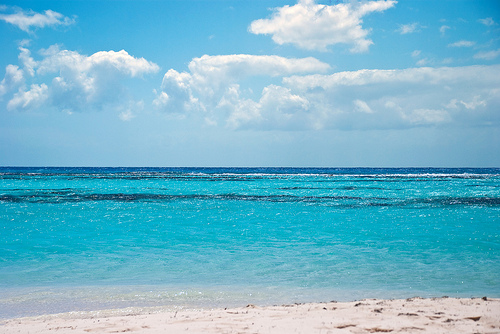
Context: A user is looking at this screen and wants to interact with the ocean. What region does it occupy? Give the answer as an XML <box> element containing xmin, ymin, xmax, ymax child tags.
<box><xmin>1</xmin><ymin>167</ymin><xmax>499</xmax><ymax>319</ymax></box>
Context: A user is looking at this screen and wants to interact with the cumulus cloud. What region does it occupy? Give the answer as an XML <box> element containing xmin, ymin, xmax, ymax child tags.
<box><xmin>1</xmin><ymin>45</ymin><xmax>159</xmax><ymax>112</ymax></box>
<box><xmin>7</xmin><ymin>83</ymin><xmax>48</xmax><ymax>111</ymax></box>
<box><xmin>18</xmin><ymin>46</ymin><xmax>37</xmax><ymax>76</ymax></box>
<box><xmin>224</xmin><ymin>84</ymin><xmax>311</xmax><ymax>130</ymax></box>
<box><xmin>0</xmin><ymin>64</ymin><xmax>24</xmax><ymax>97</ymax></box>
<box><xmin>37</xmin><ymin>46</ymin><xmax>159</xmax><ymax>78</ymax></box>
<box><xmin>154</xmin><ymin>54</ymin><xmax>329</xmax><ymax>116</ymax></box>
<box><xmin>0</xmin><ymin>7</ymin><xmax>75</xmax><ymax>32</ymax></box>
<box><xmin>155</xmin><ymin>52</ymin><xmax>500</xmax><ymax>131</ymax></box>
<box><xmin>249</xmin><ymin>0</ymin><xmax>396</xmax><ymax>52</ymax></box>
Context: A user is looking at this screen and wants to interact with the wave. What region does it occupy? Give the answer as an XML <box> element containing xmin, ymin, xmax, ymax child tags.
<box><xmin>1</xmin><ymin>167</ymin><xmax>499</xmax><ymax>178</ymax></box>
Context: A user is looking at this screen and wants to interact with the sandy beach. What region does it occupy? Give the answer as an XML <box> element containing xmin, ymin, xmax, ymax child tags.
<box><xmin>1</xmin><ymin>297</ymin><xmax>499</xmax><ymax>333</ymax></box>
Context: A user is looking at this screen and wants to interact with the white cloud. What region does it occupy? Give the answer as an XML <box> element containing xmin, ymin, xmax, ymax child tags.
<box><xmin>183</xmin><ymin>54</ymin><xmax>329</xmax><ymax>99</ymax></box>
<box><xmin>249</xmin><ymin>0</ymin><xmax>396</xmax><ymax>52</ymax></box>
<box><xmin>18</xmin><ymin>46</ymin><xmax>37</xmax><ymax>76</ymax></box>
<box><xmin>188</xmin><ymin>54</ymin><xmax>329</xmax><ymax>79</ymax></box>
<box><xmin>7</xmin><ymin>84</ymin><xmax>48</xmax><ymax>111</ymax></box>
<box><xmin>0</xmin><ymin>8</ymin><xmax>75</xmax><ymax>32</ymax></box>
<box><xmin>279</xmin><ymin>64</ymin><xmax>500</xmax><ymax>129</ymax></box>
<box><xmin>156</xmin><ymin>54</ymin><xmax>500</xmax><ymax>131</ymax></box>
<box><xmin>87</xmin><ymin>50</ymin><xmax>160</xmax><ymax>78</ymax></box>
<box><xmin>0</xmin><ymin>65</ymin><xmax>24</xmax><ymax>97</ymax></box>
<box><xmin>220</xmin><ymin>86</ymin><xmax>261</xmax><ymax>129</ymax></box>
<box><xmin>478</xmin><ymin>17</ymin><xmax>495</xmax><ymax>26</ymax></box>
<box><xmin>119</xmin><ymin>110</ymin><xmax>135</xmax><ymax>121</ymax></box>
<box><xmin>448</xmin><ymin>40</ymin><xmax>475</xmax><ymax>47</ymax></box>
<box><xmin>460</xmin><ymin>96</ymin><xmax>487</xmax><ymax>110</ymax></box>
<box><xmin>284</xmin><ymin>65</ymin><xmax>500</xmax><ymax>92</ymax></box>
<box><xmin>154</xmin><ymin>54</ymin><xmax>329</xmax><ymax>114</ymax></box>
<box><xmin>225</xmin><ymin>84</ymin><xmax>311</xmax><ymax>130</ymax></box>
<box><xmin>156</xmin><ymin>69</ymin><xmax>202</xmax><ymax>113</ymax></box>
<box><xmin>37</xmin><ymin>46</ymin><xmax>159</xmax><ymax>78</ymax></box>
<box><xmin>152</xmin><ymin>91</ymin><xmax>169</xmax><ymax>108</ymax></box>
<box><xmin>118</xmin><ymin>101</ymin><xmax>143</xmax><ymax>121</ymax></box>
<box><xmin>416</xmin><ymin>58</ymin><xmax>430</xmax><ymax>66</ymax></box>
<box><xmin>411</xmin><ymin>50</ymin><xmax>421</xmax><ymax>57</ymax></box>
<box><xmin>353</xmin><ymin>99</ymin><xmax>373</xmax><ymax>113</ymax></box>
<box><xmin>2</xmin><ymin>45</ymin><xmax>159</xmax><ymax>112</ymax></box>
<box><xmin>439</xmin><ymin>25</ymin><xmax>450</xmax><ymax>36</ymax></box>
<box><xmin>474</xmin><ymin>48</ymin><xmax>500</xmax><ymax>60</ymax></box>
<box><xmin>398</xmin><ymin>23</ymin><xmax>420</xmax><ymax>34</ymax></box>
<box><xmin>447</xmin><ymin>96</ymin><xmax>487</xmax><ymax>110</ymax></box>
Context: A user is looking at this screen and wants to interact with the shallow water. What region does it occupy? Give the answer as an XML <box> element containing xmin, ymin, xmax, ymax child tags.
<box><xmin>1</xmin><ymin>167</ymin><xmax>499</xmax><ymax>318</ymax></box>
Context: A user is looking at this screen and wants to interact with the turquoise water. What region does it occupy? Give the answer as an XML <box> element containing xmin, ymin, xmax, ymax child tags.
<box><xmin>1</xmin><ymin>167</ymin><xmax>499</xmax><ymax>318</ymax></box>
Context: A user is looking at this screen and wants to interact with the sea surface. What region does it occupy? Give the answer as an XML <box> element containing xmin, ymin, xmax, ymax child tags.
<box><xmin>1</xmin><ymin>167</ymin><xmax>499</xmax><ymax>319</ymax></box>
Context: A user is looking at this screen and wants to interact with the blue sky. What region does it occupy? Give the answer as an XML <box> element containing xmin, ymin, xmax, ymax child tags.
<box><xmin>0</xmin><ymin>0</ymin><xmax>499</xmax><ymax>167</ymax></box>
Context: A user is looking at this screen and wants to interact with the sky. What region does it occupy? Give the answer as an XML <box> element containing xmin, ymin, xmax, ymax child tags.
<box><xmin>0</xmin><ymin>0</ymin><xmax>499</xmax><ymax>167</ymax></box>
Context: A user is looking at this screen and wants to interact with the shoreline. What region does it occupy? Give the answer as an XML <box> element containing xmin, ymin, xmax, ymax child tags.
<box><xmin>1</xmin><ymin>297</ymin><xmax>499</xmax><ymax>333</ymax></box>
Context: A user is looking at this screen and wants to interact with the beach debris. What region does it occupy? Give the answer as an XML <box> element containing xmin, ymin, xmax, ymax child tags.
<box><xmin>398</xmin><ymin>313</ymin><xmax>419</xmax><ymax>316</ymax></box>
<box><xmin>366</xmin><ymin>327</ymin><xmax>393</xmax><ymax>332</ymax></box>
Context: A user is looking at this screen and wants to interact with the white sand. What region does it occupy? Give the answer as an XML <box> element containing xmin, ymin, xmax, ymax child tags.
<box><xmin>1</xmin><ymin>297</ymin><xmax>499</xmax><ymax>333</ymax></box>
